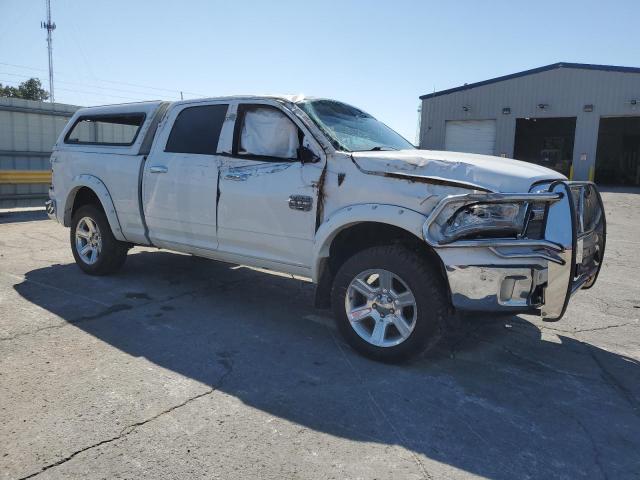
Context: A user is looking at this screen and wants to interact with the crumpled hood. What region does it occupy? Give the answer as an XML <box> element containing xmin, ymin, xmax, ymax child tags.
<box><xmin>351</xmin><ymin>149</ymin><xmax>565</xmax><ymax>192</ymax></box>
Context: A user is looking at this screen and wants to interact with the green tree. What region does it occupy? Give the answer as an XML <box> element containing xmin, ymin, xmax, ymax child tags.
<box><xmin>0</xmin><ymin>78</ymin><xmax>50</xmax><ymax>101</ymax></box>
<box><xmin>0</xmin><ymin>84</ymin><xmax>19</xmax><ymax>97</ymax></box>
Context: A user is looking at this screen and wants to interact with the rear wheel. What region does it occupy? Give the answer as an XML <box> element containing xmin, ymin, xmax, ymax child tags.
<box><xmin>331</xmin><ymin>245</ymin><xmax>448</xmax><ymax>362</ymax></box>
<box><xmin>70</xmin><ymin>204</ymin><xmax>128</xmax><ymax>275</ymax></box>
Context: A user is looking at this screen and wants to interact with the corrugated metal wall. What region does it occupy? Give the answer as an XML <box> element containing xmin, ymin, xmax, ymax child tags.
<box><xmin>0</xmin><ymin>97</ymin><xmax>79</xmax><ymax>208</ymax></box>
<box><xmin>419</xmin><ymin>67</ymin><xmax>640</xmax><ymax>181</ymax></box>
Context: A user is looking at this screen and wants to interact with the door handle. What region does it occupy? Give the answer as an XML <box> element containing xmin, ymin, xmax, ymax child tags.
<box><xmin>150</xmin><ymin>165</ymin><xmax>168</xmax><ymax>174</ymax></box>
<box><xmin>224</xmin><ymin>173</ymin><xmax>248</xmax><ymax>181</ymax></box>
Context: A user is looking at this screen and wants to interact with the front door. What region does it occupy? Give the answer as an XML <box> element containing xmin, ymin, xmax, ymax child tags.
<box><xmin>143</xmin><ymin>103</ymin><xmax>229</xmax><ymax>250</ymax></box>
<box><xmin>217</xmin><ymin>103</ymin><xmax>324</xmax><ymax>269</ymax></box>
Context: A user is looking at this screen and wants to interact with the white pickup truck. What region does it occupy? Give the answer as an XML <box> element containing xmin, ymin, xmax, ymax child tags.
<box><xmin>46</xmin><ymin>95</ymin><xmax>606</xmax><ymax>361</ymax></box>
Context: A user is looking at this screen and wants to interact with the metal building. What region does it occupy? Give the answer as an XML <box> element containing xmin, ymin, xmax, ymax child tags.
<box><xmin>0</xmin><ymin>97</ymin><xmax>79</xmax><ymax>208</ymax></box>
<box><xmin>419</xmin><ymin>62</ymin><xmax>640</xmax><ymax>184</ymax></box>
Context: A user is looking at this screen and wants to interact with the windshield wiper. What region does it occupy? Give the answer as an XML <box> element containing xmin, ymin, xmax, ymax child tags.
<box><xmin>368</xmin><ymin>146</ymin><xmax>397</xmax><ymax>151</ymax></box>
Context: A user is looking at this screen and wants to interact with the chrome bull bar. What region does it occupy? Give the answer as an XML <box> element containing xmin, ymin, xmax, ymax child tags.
<box><xmin>541</xmin><ymin>181</ymin><xmax>606</xmax><ymax>319</ymax></box>
<box><xmin>423</xmin><ymin>181</ymin><xmax>606</xmax><ymax>321</ymax></box>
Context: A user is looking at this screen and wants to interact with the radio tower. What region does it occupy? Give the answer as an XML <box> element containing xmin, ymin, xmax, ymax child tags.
<box><xmin>41</xmin><ymin>0</ymin><xmax>56</xmax><ymax>103</ymax></box>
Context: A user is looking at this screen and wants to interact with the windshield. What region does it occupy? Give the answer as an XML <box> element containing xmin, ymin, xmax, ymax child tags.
<box><xmin>298</xmin><ymin>99</ymin><xmax>415</xmax><ymax>152</ymax></box>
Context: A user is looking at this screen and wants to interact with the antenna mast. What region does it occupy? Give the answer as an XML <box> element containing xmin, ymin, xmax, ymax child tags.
<box><xmin>41</xmin><ymin>0</ymin><xmax>56</xmax><ymax>103</ymax></box>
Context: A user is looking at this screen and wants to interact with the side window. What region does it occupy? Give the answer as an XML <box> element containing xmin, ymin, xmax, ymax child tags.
<box><xmin>65</xmin><ymin>114</ymin><xmax>145</xmax><ymax>146</ymax></box>
<box><xmin>165</xmin><ymin>104</ymin><xmax>228</xmax><ymax>155</ymax></box>
<box><xmin>236</xmin><ymin>106</ymin><xmax>301</xmax><ymax>160</ymax></box>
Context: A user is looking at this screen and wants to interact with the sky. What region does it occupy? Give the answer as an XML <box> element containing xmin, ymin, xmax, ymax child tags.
<box><xmin>1</xmin><ymin>0</ymin><xmax>639</xmax><ymax>141</ymax></box>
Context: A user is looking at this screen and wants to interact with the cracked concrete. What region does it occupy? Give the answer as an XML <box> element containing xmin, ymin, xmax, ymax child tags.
<box><xmin>1</xmin><ymin>188</ymin><xmax>639</xmax><ymax>479</ymax></box>
<box><xmin>17</xmin><ymin>362</ymin><xmax>234</xmax><ymax>480</ymax></box>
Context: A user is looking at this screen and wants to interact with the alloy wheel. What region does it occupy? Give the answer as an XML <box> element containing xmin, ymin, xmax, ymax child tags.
<box><xmin>344</xmin><ymin>269</ymin><xmax>418</xmax><ymax>347</ymax></box>
<box><xmin>75</xmin><ymin>216</ymin><xmax>102</xmax><ymax>265</ymax></box>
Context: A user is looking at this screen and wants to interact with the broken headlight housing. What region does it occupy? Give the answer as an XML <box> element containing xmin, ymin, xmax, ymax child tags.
<box><xmin>441</xmin><ymin>202</ymin><xmax>529</xmax><ymax>243</ymax></box>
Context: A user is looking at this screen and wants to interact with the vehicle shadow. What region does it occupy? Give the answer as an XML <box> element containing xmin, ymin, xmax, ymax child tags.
<box><xmin>0</xmin><ymin>209</ymin><xmax>47</xmax><ymax>224</ymax></box>
<box><xmin>597</xmin><ymin>185</ymin><xmax>640</xmax><ymax>194</ymax></box>
<box><xmin>13</xmin><ymin>251</ymin><xmax>640</xmax><ymax>479</ymax></box>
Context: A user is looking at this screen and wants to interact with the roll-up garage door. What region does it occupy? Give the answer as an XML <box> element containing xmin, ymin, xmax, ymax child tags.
<box><xmin>444</xmin><ymin>120</ymin><xmax>497</xmax><ymax>155</ymax></box>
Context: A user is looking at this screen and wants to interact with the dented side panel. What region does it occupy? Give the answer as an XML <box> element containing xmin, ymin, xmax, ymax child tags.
<box><xmin>217</xmin><ymin>158</ymin><xmax>324</xmax><ymax>269</ymax></box>
<box><xmin>141</xmin><ymin>100</ymin><xmax>229</xmax><ymax>250</ymax></box>
<box><xmin>309</xmin><ymin>152</ymin><xmax>486</xmax><ymax>282</ymax></box>
<box><xmin>316</xmin><ymin>152</ymin><xmax>477</xmax><ymax>228</ymax></box>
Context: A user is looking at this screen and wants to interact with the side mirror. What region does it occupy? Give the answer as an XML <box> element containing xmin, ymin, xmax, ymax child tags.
<box><xmin>297</xmin><ymin>145</ymin><xmax>320</xmax><ymax>164</ymax></box>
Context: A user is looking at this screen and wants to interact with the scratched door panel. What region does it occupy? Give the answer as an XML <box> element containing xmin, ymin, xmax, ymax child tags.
<box><xmin>143</xmin><ymin>152</ymin><xmax>220</xmax><ymax>250</ymax></box>
<box><xmin>217</xmin><ymin>158</ymin><xmax>323</xmax><ymax>268</ymax></box>
<box><xmin>142</xmin><ymin>103</ymin><xmax>228</xmax><ymax>251</ymax></box>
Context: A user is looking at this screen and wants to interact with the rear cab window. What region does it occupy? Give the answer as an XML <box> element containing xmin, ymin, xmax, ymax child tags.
<box><xmin>64</xmin><ymin>114</ymin><xmax>145</xmax><ymax>146</ymax></box>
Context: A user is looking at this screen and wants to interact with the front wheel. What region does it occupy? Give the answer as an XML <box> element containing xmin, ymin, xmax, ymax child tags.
<box><xmin>70</xmin><ymin>204</ymin><xmax>128</xmax><ymax>275</ymax></box>
<box><xmin>331</xmin><ymin>245</ymin><xmax>448</xmax><ymax>362</ymax></box>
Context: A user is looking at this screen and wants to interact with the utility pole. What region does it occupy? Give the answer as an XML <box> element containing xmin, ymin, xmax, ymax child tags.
<box><xmin>41</xmin><ymin>0</ymin><xmax>56</xmax><ymax>103</ymax></box>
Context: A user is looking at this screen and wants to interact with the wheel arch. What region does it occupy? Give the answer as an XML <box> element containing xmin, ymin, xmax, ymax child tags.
<box><xmin>63</xmin><ymin>175</ymin><xmax>126</xmax><ymax>242</ymax></box>
<box><xmin>312</xmin><ymin>204</ymin><xmax>449</xmax><ymax>309</ymax></box>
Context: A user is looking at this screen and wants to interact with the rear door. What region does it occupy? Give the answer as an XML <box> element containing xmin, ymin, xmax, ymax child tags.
<box><xmin>143</xmin><ymin>102</ymin><xmax>229</xmax><ymax>250</ymax></box>
<box><xmin>216</xmin><ymin>102</ymin><xmax>325</xmax><ymax>270</ymax></box>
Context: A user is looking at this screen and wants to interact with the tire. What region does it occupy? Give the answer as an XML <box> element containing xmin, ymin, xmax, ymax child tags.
<box><xmin>331</xmin><ymin>244</ymin><xmax>448</xmax><ymax>363</ymax></box>
<box><xmin>70</xmin><ymin>204</ymin><xmax>128</xmax><ymax>275</ymax></box>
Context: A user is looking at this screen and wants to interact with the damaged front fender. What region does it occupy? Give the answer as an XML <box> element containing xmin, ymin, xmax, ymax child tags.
<box><xmin>312</xmin><ymin>203</ymin><xmax>427</xmax><ymax>281</ymax></box>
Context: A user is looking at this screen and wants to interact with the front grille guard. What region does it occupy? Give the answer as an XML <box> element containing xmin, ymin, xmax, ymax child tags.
<box><xmin>566</xmin><ymin>181</ymin><xmax>607</xmax><ymax>292</ymax></box>
<box><xmin>422</xmin><ymin>181</ymin><xmax>606</xmax><ymax>320</ymax></box>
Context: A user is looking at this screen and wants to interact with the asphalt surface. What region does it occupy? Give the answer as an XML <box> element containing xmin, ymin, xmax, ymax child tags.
<box><xmin>1</xmin><ymin>188</ymin><xmax>639</xmax><ymax>480</ymax></box>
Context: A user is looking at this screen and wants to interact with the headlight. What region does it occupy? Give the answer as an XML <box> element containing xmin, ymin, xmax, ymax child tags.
<box><xmin>441</xmin><ymin>202</ymin><xmax>529</xmax><ymax>243</ymax></box>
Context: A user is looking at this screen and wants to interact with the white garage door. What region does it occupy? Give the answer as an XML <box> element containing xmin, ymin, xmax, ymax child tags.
<box><xmin>445</xmin><ymin>120</ymin><xmax>496</xmax><ymax>155</ymax></box>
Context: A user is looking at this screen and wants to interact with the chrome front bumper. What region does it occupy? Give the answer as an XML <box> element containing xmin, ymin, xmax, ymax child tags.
<box><xmin>425</xmin><ymin>181</ymin><xmax>606</xmax><ymax>320</ymax></box>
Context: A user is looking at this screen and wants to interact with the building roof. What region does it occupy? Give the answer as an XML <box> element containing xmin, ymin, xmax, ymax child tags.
<box><xmin>419</xmin><ymin>62</ymin><xmax>640</xmax><ymax>100</ymax></box>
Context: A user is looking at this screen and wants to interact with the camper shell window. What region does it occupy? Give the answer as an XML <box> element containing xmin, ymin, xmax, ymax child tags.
<box><xmin>64</xmin><ymin>113</ymin><xmax>146</xmax><ymax>146</ymax></box>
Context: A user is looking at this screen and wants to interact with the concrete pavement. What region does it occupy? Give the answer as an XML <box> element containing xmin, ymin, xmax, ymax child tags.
<box><xmin>1</xmin><ymin>189</ymin><xmax>639</xmax><ymax>479</ymax></box>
